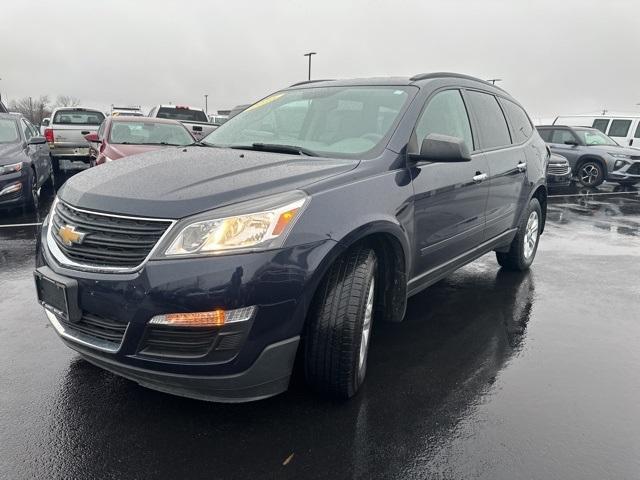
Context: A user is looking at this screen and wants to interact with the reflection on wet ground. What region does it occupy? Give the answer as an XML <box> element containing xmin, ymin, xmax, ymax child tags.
<box><xmin>1</xmin><ymin>177</ymin><xmax>639</xmax><ymax>479</ymax></box>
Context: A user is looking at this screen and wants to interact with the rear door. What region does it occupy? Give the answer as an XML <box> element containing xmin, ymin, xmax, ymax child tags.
<box><xmin>464</xmin><ymin>90</ymin><xmax>528</xmax><ymax>240</ymax></box>
<box><xmin>409</xmin><ymin>89</ymin><xmax>490</xmax><ymax>278</ymax></box>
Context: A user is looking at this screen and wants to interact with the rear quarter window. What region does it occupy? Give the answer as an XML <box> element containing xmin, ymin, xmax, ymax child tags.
<box><xmin>608</xmin><ymin>119</ymin><xmax>632</xmax><ymax>137</ymax></box>
<box><xmin>537</xmin><ymin>128</ymin><xmax>552</xmax><ymax>142</ymax></box>
<box><xmin>592</xmin><ymin>119</ymin><xmax>609</xmax><ymax>133</ymax></box>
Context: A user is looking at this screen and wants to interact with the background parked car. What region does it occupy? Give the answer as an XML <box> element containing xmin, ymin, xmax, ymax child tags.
<box><xmin>546</xmin><ymin>153</ymin><xmax>572</xmax><ymax>187</ymax></box>
<box><xmin>537</xmin><ymin>125</ymin><xmax>640</xmax><ymax>187</ymax></box>
<box><xmin>0</xmin><ymin>113</ymin><xmax>53</xmax><ymax>209</ymax></box>
<box><xmin>39</xmin><ymin>117</ymin><xmax>50</xmax><ymax>135</ymax></box>
<box><xmin>45</xmin><ymin>107</ymin><xmax>105</xmax><ymax>171</ymax></box>
<box><xmin>553</xmin><ymin>113</ymin><xmax>640</xmax><ymax>148</ymax></box>
<box><xmin>110</xmin><ymin>106</ymin><xmax>143</xmax><ymax>117</ymax></box>
<box><xmin>85</xmin><ymin>116</ymin><xmax>194</xmax><ymax>166</ymax></box>
<box><xmin>147</xmin><ymin>105</ymin><xmax>216</xmax><ymax>141</ymax></box>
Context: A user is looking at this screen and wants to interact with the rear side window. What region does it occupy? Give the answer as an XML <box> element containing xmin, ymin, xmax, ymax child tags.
<box><xmin>592</xmin><ymin>119</ymin><xmax>609</xmax><ymax>133</ymax></box>
<box><xmin>415</xmin><ymin>89</ymin><xmax>473</xmax><ymax>151</ymax></box>
<box><xmin>465</xmin><ymin>91</ymin><xmax>511</xmax><ymax>149</ymax></box>
<box><xmin>500</xmin><ymin>98</ymin><xmax>533</xmax><ymax>143</ymax></box>
<box><xmin>53</xmin><ymin>110</ymin><xmax>105</xmax><ymax>125</ymax></box>
<box><xmin>635</xmin><ymin>122</ymin><xmax>640</xmax><ymax>139</ymax></box>
<box><xmin>157</xmin><ymin>107</ymin><xmax>208</xmax><ymax>123</ymax></box>
<box><xmin>550</xmin><ymin>129</ymin><xmax>576</xmax><ymax>144</ymax></box>
<box><xmin>537</xmin><ymin>128</ymin><xmax>552</xmax><ymax>142</ymax></box>
<box><xmin>608</xmin><ymin>119</ymin><xmax>632</xmax><ymax>137</ymax></box>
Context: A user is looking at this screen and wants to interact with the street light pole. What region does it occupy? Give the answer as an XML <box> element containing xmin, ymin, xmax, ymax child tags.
<box><xmin>204</xmin><ymin>94</ymin><xmax>208</xmax><ymax>115</ymax></box>
<box><xmin>303</xmin><ymin>52</ymin><xmax>317</xmax><ymax>81</ymax></box>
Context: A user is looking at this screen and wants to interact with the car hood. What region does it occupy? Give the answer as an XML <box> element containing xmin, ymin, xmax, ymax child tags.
<box><xmin>0</xmin><ymin>142</ymin><xmax>25</xmax><ymax>165</ymax></box>
<box><xmin>107</xmin><ymin>143</ymin><xmax>167</xmax><ymax>159</ymax></box>
<box><xmin>59</xmin><ymin>146</ymin><xmax>359</xmax><ymax>218</ymax></box>
<box><xmin>587</xmin><ymin>144</ymin><xmax>640</xmax><ymax>157</ymax></box>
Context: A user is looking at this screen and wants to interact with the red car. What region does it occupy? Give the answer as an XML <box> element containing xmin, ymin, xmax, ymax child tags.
<box><xmin>85</xmin><ymin>116</ymin><xmax>195</xmax><ymax>166</ymax></box>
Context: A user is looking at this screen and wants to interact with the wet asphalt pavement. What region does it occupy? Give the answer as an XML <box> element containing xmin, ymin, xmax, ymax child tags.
<box><xmin>1</xmin><ymin>168</ymin><xmax>639</xmax><ymax>479</ymax></box>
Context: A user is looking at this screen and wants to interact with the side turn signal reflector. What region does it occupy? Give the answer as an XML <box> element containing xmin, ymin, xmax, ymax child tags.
<box><xmin>149</xmin><ymin>306</ymin><xmax>256</xmax><ymax>328</ymax></box>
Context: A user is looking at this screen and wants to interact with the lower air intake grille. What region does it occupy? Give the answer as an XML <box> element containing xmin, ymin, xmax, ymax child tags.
<box><xmin>59</xmin><ymin>313</ymin><xmax>128</xmax><ymax>346</ymax></box>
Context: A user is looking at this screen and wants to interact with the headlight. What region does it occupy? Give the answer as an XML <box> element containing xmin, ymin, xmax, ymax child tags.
<box><xmin>0</xmin><ymin>162</ymin><xmax>23</xmax><ymax>176</ymax></box>
<box><xmin>163</xmin><ymin>191</ymin><xmax>308</xmax><ymax>256</ymax></box>
<box><xmin>609</xmin><ymin>153</ymin><xmax>631</xmax><ymax>159</ymax></box>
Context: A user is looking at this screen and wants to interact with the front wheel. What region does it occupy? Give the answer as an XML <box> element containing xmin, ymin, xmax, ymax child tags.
<box><xmin>577</xmin><ymin>161</ymin><xmax>604</xmax><ymax>187</ymax></box>
<box><xmin>496</xmin><ymin>198</ymin><xmax>542</xmax><ymax>271</ymax></box>
<box><xmin>304</xmin><ymin>246</ymin><xmax>377</xmax><ymax>399</ymax></box>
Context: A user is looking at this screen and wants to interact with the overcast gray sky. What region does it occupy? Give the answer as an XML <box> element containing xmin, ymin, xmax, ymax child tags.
<box><xmin>2</xmin><ymin>0</ymin><xmax>639</xmax><ymax>120</ymax></box>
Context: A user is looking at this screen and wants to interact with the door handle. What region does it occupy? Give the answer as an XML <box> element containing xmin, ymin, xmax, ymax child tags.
<box><xmin>517</xmin><ymin>162</ymin><xmax>527</xmax><ymax>172</ymax></box>
<box><xmin>473</xmin><ymin>172</ymin><xmax>488</xmax><ymax>183</ymax></box>
<box><xmin>81</xmin><ymin>131</ymin><xmax>90</xmax><ymax>135</ymax></box>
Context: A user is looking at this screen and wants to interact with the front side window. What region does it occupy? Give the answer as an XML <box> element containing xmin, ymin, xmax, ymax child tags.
<box><xmin>500</xmin><ymin>98</ymin><xmax>533</xmax><ymax>143</ymax></box>
<box><xmin>465</xmin><ymin>91</ymin><xmax>511</xmax><ymax>149</ymax></box>
<box><xmin>21</xmin><ymin>119</ymin><xmax>33</xmax><ymax>141</ymax></box>
<box><xmin>608</xmin><ymin>119</ymin><xmax>632</xmax><ymax>137</ymax></box>
<box><xmin>202</xmin><ymin>86</ymin><xmax>415</xmax><ymax>158</ymax></box>
<box><xmin>592</xmin><ymin>119</ymin><xmax>609</xmax><ymax>133</ymax></box>
<box><xmin>415</xmin><ymin>89</ymin><xmax>473</xmax><ymax>151</ymax></box>
<box><xmin>0</xmin><ymin>118</ymin><xmax>19</xmax><ymax>143</ymax></box>
<box><xmin>53</xmin><ymin>109</ymin><xmax>105</xmax><ymax>125</ymax></box>
<box><xmin>550</xmin><ymin>129</ymin><xmax>577</xmax><ymax>145</ymax></box>
<box><xmin>109</xmin><ymin>121</ymin><xmax>194</xmax><ymax>146</ymax></box>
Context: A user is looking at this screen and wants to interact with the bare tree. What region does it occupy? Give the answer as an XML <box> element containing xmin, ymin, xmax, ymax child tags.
<box><xmin>55</xmin><ymin>95</ymin><xmax>81</xmax><ymax>108</ymax></box>
<box><xmin>8</xmin><ymin>95</ymin><xmax>51</xmax><ymax>125</ymax></box>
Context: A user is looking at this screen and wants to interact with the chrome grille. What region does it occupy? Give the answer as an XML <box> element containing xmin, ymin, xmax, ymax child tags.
<box><xmin>627</xmin><ymin>163</ymin><xmax>640</xmax><ymax>175</ymax></box>
<box><xmin>547</xmin><ymin>164</ymin><xmax>570</xmax><ymax>175</ymax></box>
<box><xmin>50</xmin><ymin>201</ymin><xmax>172</xmax><ymax>269</ymax></box>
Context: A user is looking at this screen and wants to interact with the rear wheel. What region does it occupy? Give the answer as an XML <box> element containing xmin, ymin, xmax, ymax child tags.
<box><xmin>496</xmin><ymin>198</ymin><xmax>541</xmax><ymax>271</ymax></box>
<box><xmin>51</xmin><ymin>155</ymin><xmax>60</xmax><ymax>173</ymax></box>
<box><xmin>23</xmin><ymin>168</ymin><xmax>39</xmax><ymax>212</ymax></box>
<box><xmin>304</xmin><ymin>246</ymin><xmax>377</xmax><ymax>399</ymax></box>
<box><xmin>577</xmin><ymin>161</ymin><xmax>604</xmax><ymax>187</ymax></box>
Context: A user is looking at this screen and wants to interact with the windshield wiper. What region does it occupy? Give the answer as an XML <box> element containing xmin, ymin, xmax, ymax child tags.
<box><xmin>229</xmin><ymin>143</ymin><xmax>318</xmax><ymax>157</ymax></box>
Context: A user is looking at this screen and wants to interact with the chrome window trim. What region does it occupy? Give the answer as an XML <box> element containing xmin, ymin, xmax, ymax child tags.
<box><xmin>46</xmin><ymin>197</ymin><xmax>177</xmax><ymax>273</ymax></box>
<box><xmin>43</xmin><ymin>306</ymin><xmax>128</xmax><ymax>353</ymax></box>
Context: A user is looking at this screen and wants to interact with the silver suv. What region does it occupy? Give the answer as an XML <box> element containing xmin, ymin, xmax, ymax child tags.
<box><xmin>537</xmin><ymin>125</ymin><xmax>640</xmax><ymax>187</ymax></box>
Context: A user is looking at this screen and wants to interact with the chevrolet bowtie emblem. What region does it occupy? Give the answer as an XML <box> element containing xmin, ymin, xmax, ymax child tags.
<box><xmin>57</xmin><ymin>224</ymin><xmax>87</xmax><ymax>247</ymax></box>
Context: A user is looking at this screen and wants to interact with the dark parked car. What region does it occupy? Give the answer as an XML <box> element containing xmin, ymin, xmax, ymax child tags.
<box><xmin>0</xmin><ymin>113</ymin><xmax>53</xmax><ymax>209</ymax></box>
<box><xmin>35</xmin><ymin>73</ymin><xmax>548</xmax><ymax>402</ymax></box>
<box><xmin>537</xmin><ymin>125</ymin><xmax>640</xmax><ymax>187</ymax></box>
<box><xmin>85</xmin><ymin>116</ymin><xmax>194</xmax><ymax>166</ymax></box>
<box><xmin>546</xmin><ymin>153</ymin><xmax>572</xmax><ymax>187</ymax></box>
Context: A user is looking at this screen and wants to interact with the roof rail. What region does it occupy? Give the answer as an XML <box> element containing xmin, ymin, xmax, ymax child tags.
<box><xmin>409</xmin><ymin>72</ymin><xmax>506</xmax><ymax>91</ymax></box>
<box><xmin>289</xmin><ymin>79</ymin><xmax>334</xmax><ymax>87</ymax></box>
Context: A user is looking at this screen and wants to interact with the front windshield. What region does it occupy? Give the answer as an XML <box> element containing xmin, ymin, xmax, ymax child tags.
<box><xmin>109</xmin><ymin>121</ymin><xmax>194</xmax><ymax>146</ymax></box>
<box><xmin>202</xmin><ymin>86</ymin><xmax>414</xmax><ymax>157</ymax></box>
<box><xmin>574</xmin><ymin>128</ymin><xmax>618</xmax><ymax>146</ymax></box>
<box><xmin>0</xmin><ymin>119</ymin><xmax>19</xmax><ymax>143</ymax></box>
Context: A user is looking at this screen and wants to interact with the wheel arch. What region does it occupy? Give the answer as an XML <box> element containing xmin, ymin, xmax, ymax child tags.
<box><xmin>308</xmin><ymin>221</ymin><xmax>410</xmax><ymax>325</ymax></box>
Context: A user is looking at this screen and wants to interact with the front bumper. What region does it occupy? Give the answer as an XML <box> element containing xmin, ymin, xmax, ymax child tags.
<box><xmin>0</xmin><ymin>169</ymin><xmax>29</xmax><ymax>207</ymax></box>
<box><xmin>546</xmin><ymin>170</ymin><xmax>572</xmax><ymax>187</ymax></box>
<box><xmin>37</xmin><ymin>222</ymin><xmax>336</xmax><ymax>401</ymax></box>
<box><xmin>607</xmin><ymin>161</ymin><xmax>640</xmax><ymax>183</ymax></box>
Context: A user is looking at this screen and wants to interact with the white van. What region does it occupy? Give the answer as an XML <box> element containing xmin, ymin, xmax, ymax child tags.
<box><xmin>553</xmin><ymin>113</ymin><xmax>640</xmax><ymax>148</ymax></box>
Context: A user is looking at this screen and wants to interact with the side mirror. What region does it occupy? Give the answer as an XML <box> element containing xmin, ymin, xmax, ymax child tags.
<box><xmin>564</xmin><ymin>139</ymin><xmax>578</xmax><ymax>146</ymax></box>
<box><xmin>42</xmin><ymin>118</ymin><xmax>50</xmax><ymax>127</ymax></box>
<box><xmin>28</xmin><ymin>136</ymin><xmax>47</xmax><ymax>145</ymax></box>
<box><xmin>410</xmin><ymin>133</ymin><xmax>471</xmax><ymax>163</ymax></box>
<box><xmin>84</xmin><ymin>132</ymin><xmax>100</xmax><ymax>143</ymax></box>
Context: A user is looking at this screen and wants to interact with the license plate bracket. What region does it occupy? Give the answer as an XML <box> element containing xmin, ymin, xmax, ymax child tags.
<box><xmin>34</xmin><ymin>267</ymin><xmax>82</xmax><ymax>322</ymax></box>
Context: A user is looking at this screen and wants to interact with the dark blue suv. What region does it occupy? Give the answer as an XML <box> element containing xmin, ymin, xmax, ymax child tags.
<box><xmin>35</xmin><ymin>73</ymin><xmax>548</xmax><ymax>402</ymax></box>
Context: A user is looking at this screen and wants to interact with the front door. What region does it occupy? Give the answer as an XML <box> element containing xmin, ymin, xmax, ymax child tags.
<box><xmin>409</xmin><ymin>89</ymin><xmax>489</xmax><ymax>279</ymax></box>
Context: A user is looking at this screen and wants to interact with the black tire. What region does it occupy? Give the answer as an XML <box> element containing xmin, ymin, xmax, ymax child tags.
<box><xmin>304</xmin><ymin>246</ymin><xmax>377</xmax><ymax>399</ymax></box>
<box><xmin>496</xmin><ymin>198</ymin><xmax>541</xmax><ymax>271</ymax></box>
<box><xmin>24</xmin><ymin>168</ymin><xmax>39</xmax><ymax>212</ymax></box>
<box><xmin>577</xmin><ymin>160</ymin><xmax>604</xmax><ymax>187</ymax></box>
<box><xmin>51</xmin><ymin>155</ymin><xmax>60</xmax><ymax>173</ymax></box>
